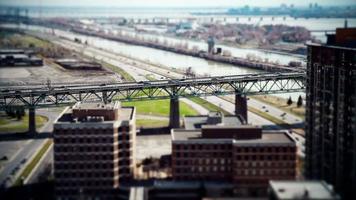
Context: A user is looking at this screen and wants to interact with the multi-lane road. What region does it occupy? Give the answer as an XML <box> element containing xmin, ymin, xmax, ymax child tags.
<box><xmin>0</xmin><ymin>109</ymin><xmax>58</xmax><ymax>188</ymax></box>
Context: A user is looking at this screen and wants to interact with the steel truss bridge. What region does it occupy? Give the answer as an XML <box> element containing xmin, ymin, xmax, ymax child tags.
<box><xmin>0</xmin><ymin>72</ymin><xmax>306</xmax><ymax>129</ymax></box>
<box><xmin>0</xmin><ymin>72</ymin><xmax>305</xmax><ymax>108</ymax></box>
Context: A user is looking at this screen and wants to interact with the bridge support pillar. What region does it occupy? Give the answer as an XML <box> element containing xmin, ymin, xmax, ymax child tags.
<box><xmin>28</xmin><ymin>106</ymin><xmax>36</xmax><ymax>135</ymax></box>
<box><xmin>169</xmin><ymin>97</ymin><xmax>180</xmax><ymax>128</ymax></box>
<box><xmin>235</xmin><ymin>93</ymin><xmax>248</xmax><ymax>123</ymax></box>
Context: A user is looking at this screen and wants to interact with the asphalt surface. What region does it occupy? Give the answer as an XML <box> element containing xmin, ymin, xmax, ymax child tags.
<box><xmin>0</xmin><ymin>108</ymin><xmax>60</xmax><ymax>188</ymax></box>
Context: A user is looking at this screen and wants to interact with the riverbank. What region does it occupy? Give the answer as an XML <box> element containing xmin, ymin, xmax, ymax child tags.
<box><xmin>70</xmin><ymin>27</ymin><xmax>301</xmax><ymax>73</ymax></box>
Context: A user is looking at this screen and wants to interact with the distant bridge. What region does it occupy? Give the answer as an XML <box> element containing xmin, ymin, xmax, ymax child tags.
<box><xmin>0</xmin><ymin>72</ymin><xmax>306</xmax><ymax>130</ymax></box>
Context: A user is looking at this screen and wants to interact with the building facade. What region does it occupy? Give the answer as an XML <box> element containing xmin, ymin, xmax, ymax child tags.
<box><xmin>305</xmin><ymin>28</ymin><xmax>356</xmax><ymax>199</ymax></box>
<box><xmin>171</xmin><ymin>124</ymin><xmax>297</xmax><ymax>196</ymax></box>
<box><xmin>53</xmin><ymin>102</ymin><xmax>136</xmax><ymax>200</ymax></box>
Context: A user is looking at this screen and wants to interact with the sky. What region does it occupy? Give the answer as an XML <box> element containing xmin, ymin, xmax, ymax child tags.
<box><xmin>0</xmin><ymin>0</ymin><xmax>355</xmax><ymax>7</ymax></box>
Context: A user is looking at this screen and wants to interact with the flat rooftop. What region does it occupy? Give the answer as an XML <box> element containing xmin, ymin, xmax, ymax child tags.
<box><xmin>184</xmin><ymin>115</ymin><xmax>243</xmax><ymax>129</ymax></box>
<box><xmin>56</xmin><ymin>102</ymin><xmax>134</xmax><ymax>123</ymax></box>
<box><xmin>269</xmin><ymin>180</ymin><xmax>340</xmax><ymax>200</ymax></box>
<box><xmin>171</xmin><ymin>129</ymin><xmax>294</xmax><ymax>145</ymax></box>
<box><xmin>73</xmin><ymin>102</ymin><xmax>119</xmax><ymax>110</ymax></box>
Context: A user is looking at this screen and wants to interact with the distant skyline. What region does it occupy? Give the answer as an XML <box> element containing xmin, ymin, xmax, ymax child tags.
<box><xmin>0</xmin><ymin>0</ymin><xmax>355</xmax><ymax>8</ymax></box>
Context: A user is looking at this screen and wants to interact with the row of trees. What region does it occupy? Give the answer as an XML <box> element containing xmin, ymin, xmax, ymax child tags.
<box><xmin>5</xmin><ymin>106</ymin><xmax>25</xmax><ymax>120</ymax></box>
<box><xmin>287</xmin><ymin>95</ymin><xmax>303</xmax><ymax>107</ymax></box>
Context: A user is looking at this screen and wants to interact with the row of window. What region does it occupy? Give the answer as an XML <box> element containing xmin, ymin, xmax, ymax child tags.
<box><xmin>235</xmin><ymin>154</ymin><xmax>295</xmax><ymax>161</ymax></box>
<box><xmin>234</xmin><ymin>169</ymin><xmax>295</xmax><ymax>176</ymax></box>
<box><xmin>175</xmin><ymin>158</ymin><xmax>231</xmax><ymax>165</ymax></box>
<box><xmin>55</xmin><ymin>162</ymin><xmax>116</xmax><ymax>170</ymax></box>
<box><xmin>175</xmin><ymin>166</ymin><xmax>232</xmax><ymax>173</ymax></box>
<box><xmin>174</xmin><ymin>144</ymin><xmax>294</xmax><ymax>153</ymax></box>
<box><xmin>235</xmin><ymin>161</ymin><xmax>295</xmax><ymax>168</ymax></box>
<box><xmin>175</xmin><ymin>152</ymin><xmax>232</xmax><ymax>158</ymax></box>
<box><xmin>55</xmin><ymin>145</ymin><xmax>115</xmax><ymax>153</ymax></box>
<box><xmin>54</xmin><ymin>137</ymin><xmax>115</xmax><ymax>144</ymax></box>
<box><xmin>55</xmin><ymin>171</ymin><xmax>115</xmax><ymax>179</ymax></box>
<box><xmin>55</xmin><ymin>153</ymin><xmax>116</xmax><ymax>161</ymax></box>
<box><xmin>234</xmin><ymin>146</ymin><xmax>295</xmax><ymax>153</ymax></box>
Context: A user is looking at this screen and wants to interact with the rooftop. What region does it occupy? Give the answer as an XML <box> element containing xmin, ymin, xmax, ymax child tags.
<box><xmin>73</xmin><ymin>102</ymin><xmax>120</xmax><ymax>110</ymax></box>
<box><xmin>171</xmin><ymin>128</ymin><xmax>294</xmax><ymax>145</ymax></box>
<box><xmin>269</xmin><ymin>180</ymin><xmax>340</xmax><ymax>200</ymax></box>
<box><xmin>184</xmin><ymin>113</ymin><xmax>243</xmax><ymax>129</ymax></box>
<box><xmin>56</xmin><ymin>101</ymin><xmax>134</xmax><ymax>124</ymax></box>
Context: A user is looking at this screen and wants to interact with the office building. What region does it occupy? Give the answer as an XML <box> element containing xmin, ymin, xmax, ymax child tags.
<box><xmin>172</xmin><ymin>113</ymin><xmax>297</xmax><ymax>196</ymax></box>
<box><xmin>305</xmin><ymin>28</ymin><xmax>356</xmax><ymax>199</ymax></box>
<box><xmin>53</xmin><ymin>102</ymin><xmax>136</xmax><ymax>200</ymax></box>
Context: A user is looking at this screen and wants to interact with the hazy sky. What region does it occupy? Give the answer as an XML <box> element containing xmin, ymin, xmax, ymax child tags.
<box><xmin>0</xmin><ymin>0</ymin><xmax>355</xmax><ymax>7</ymax></box>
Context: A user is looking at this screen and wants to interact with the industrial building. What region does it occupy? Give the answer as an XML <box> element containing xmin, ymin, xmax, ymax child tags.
<box><xmin>53</xmin><ymin>102</ymin><xmax>136</xmax><ymax>200</ymax></box>
<box><xmin>0</xmin><ymin>49</ymin><xmax>43</xmax><ymax>66</ymax></box>
<box><xmin>55</xmin><ymin>58</ymin><xmax>102</xmax><ymax>70</ymax></box>
<box><xmin>305</xmin><ymin>28</ymin><xmax>356</xmax><ymax>199</ymax></box>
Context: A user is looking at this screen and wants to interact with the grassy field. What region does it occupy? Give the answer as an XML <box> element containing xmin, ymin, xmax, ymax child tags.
<box><xmin>188</xmin><ymin>97</ymin><xmax>230</xmax><ymax>115</ymax></box>
<box><xmin>136</xmin><ymin>119</ymin><xmax>169</xmax><ymax>128</ymax></box>
<box><xmin>0</xmin><ymin>30</ymin><xmax>52</xmax><ymax>48</ymax></box>
<box><xmin>252</xmin><ymin>95</ymin><xmax>305</xmax><ymax>119</ymax></box>
<box><xmin>13</xmin><ymin>139</ymin><xmax>53</xmax><ymax>186</ymax></box>
<box><xmin>122</xmin><ymin>99</ymin><xmax>198</xmax><ymax>117</ymax></box>
<box><xmin>0</xmin><ymin>113</ymin><xmax>48</xmax><ymax>133</ymax></box>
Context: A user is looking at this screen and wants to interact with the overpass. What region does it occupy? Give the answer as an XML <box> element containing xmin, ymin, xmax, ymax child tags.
<box><xmin>0</xmin><ymin>72</ymin><xmax>306</xmax><ymax>132</ymax></box>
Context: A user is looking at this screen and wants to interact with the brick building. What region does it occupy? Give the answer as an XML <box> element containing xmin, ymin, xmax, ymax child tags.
<box><xmin>305</xmin><ymin>28</ymin><xmax>356</xmax><ymax>199</ymax></box>
<box><xmin>172</xmin><ymin>113</ymin><xmax>297</xmax><ymax>196</ymax></box>
<box><xmin>53</xmin><ymin>102</ymin><xmax>136</xmax><ymax>200</ymax></box>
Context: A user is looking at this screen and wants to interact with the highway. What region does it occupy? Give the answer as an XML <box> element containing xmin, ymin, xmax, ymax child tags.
<box><xmin>0</xmin><ymin>108</ymin><xmax>59</xmax><ymax>188</ymax></box>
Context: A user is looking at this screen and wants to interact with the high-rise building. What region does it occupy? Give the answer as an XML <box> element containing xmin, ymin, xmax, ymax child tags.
<box><xmin>53</xmin><ymin>102</ymin><xmax>136</xmax><ymax>200</ymax></box>
<box><xmin>305</xmin><ymin>28</ymin><xmax>356</xmax><ymax>199</ymax></box>
<box><xmin>172</xmin><ymin>113</ymin><xmax>297</xmax><ymax>196</ymax></box>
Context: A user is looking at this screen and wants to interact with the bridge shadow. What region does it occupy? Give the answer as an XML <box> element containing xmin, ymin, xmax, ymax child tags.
<box><xmin>0</xmin><ymin>132</ymin><xmax>52</xmax><ymax>142</ymax></box>
<box><xmin>262</xmin><ymin>122</ymin><xmax>304</xmax><ymax>130</ymax></box>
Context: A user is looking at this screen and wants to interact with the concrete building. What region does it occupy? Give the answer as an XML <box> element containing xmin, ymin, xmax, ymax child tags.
<box><xmin>171</xmin><ymin>113</ymin><xmax>297</xmax><ymax>196</ymax></box>
<box><xmin>268</xmin><ymin>180</ymin><xmax>340</xmax><ymax>200</ymax></box>
<box><xmin>305</xmin><ymin>28</ymin><xmax>356</xmax><ymax>199</ymax></box>
<box><xmin>53</xmin><ymin>102</ymin><xmax>136</xmax><ymax>200</ymax></box>
<box><xmin>0</xmin><ymin>49</ymin><xmax>43</xmax><ymax>66</ymax></box>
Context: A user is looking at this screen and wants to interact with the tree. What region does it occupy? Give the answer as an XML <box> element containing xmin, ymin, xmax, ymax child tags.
<box><xmin>287</xmin><ymin>96</ymin><xmax>293</xmax><ymax>106</ymax></box>
<box><xmin>15</xmin><ymin>106</ymin><xmax>25</xmax><ymax>120</ymax></box>
<box><xmin>297</xmin><ymin>95</ymin><xmax>303</xmax><ymax>107</ymax></box>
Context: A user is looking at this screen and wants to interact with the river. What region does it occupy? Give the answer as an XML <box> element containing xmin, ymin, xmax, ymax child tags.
<box><xmin>2</xmin><ymin>23</ymin><xmax>309</xmax><ymax>99</ymax></box>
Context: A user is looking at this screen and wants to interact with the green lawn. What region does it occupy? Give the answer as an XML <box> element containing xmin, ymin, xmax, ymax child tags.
<box><xmin>122</xmin><ymin>99</ymin><xmax>198</xmax><ymax>117</ymax></box>
<box><xmin>188</xmin><ymin>97</ymin><xmax>230</xmax><ymax>115</ymax></box>
<box><xmin>252</xmin><ymin>95</ymin><xmax>305</xmax><ymax>119</ymax></box>
<box><xmin>0</xmin><ymin>113</ymin><xmax>48</xmax><ymax>133</ymax></box>
<box><xmin>0</xmin><ymin>30</ymin><xmax>52</xmax><ymax>49</ymax></box>
<box><xmin>136</xmin><ymin>119</ymin><xmax>169</xmax><ymax>128</ymax></box>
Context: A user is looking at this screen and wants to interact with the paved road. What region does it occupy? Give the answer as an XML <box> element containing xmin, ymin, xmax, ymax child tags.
<box><xmin>0</xmin><ymin>108</ymin><xmax>60</xmax><ymax>188</ymax></box>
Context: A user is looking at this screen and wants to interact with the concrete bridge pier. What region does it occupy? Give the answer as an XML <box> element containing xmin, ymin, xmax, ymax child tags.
<box><xmin>28</xmin><ymin>106</ymin><xmax>37</xmax><ymax>135</ymax></box>
<box><xmin>169</xmin><ymin>97</ymin><xmax>180</xmax><ymax>128</ymax></box>
<box><xmin>235</xmin><ymin>93</ymin><xmax>248</xmax><ymax>123</ymax></box>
